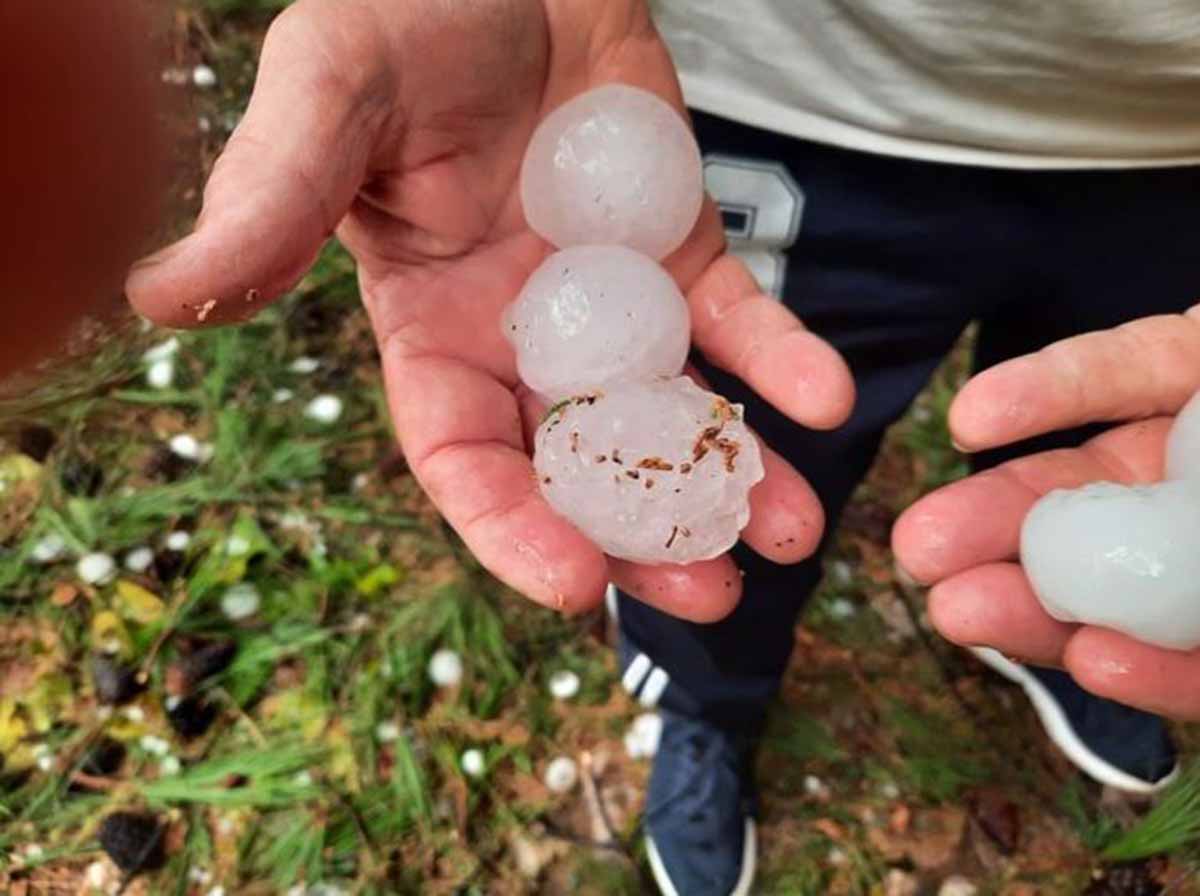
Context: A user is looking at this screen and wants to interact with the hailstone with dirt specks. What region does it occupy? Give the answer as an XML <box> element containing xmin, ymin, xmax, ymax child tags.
<box><xmin>1021</xmin><ymin>480</ymin><xmax>1200</xmax><ymax>650</ymax></box>
<box><xmin>534</xmin><ymin>378</ymin><xmax>764</xmax><ymax>564</ymax></box>
<box><xmin>520</xmin><ymin>84</ymin><xmax>703</xmax><ymax>259</ymax></box>
<box><xmin>503</xmin><ymin>246</ymin><xmax>690</xmax><ymax>402</ymax></box>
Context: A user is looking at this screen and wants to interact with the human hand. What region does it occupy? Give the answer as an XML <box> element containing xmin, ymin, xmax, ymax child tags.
<box><xmin>893</xmin><ymin>307</ymin><xmax>1200</xmax><ymax>718</ymax></box>
<box><xmin>127</xmin><ymin>0</ymin><xmax>854</xmax><ymax>621</ymax></box>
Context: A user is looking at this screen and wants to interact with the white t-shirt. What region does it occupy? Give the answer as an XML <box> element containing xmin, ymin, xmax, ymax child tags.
<box><xmin>654</xmin><ymin>0</ymin><xmax>1200</xmax><ymax>168</ymax></box>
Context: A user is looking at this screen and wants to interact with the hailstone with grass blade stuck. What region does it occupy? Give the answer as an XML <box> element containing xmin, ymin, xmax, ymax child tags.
<box><xmin>503</xmin><ymin>246</ymin><xmax>690</xmax><ymax>402</ymax></box>
<box><xmin>520</xmin><ymin>84</ymin><xmax>703</xmax><ymax>260</ymax></box>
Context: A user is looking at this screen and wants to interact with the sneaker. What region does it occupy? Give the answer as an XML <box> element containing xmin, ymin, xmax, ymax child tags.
<box><xmin>643</xmin><ymin>710</ymin><xmax>757</xmax><ymax>896</ymax></box>
<box><xmin>970</xmin><ymin>648</ymin><xmax>1179</xmax><ymax>794</ymax></box>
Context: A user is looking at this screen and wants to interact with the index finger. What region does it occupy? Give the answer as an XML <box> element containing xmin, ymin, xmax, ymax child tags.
<box><xmin>949</xmin><ymin>306</ymin><xmax>1200</xmax><ymax>452</ymax></box>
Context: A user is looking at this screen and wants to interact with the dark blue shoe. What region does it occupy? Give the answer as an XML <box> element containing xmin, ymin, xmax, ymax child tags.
<box><xmin>971</xmin><ymin>648</ymin><xmax>1178</xmax><ymax>794</ymax></box>
<box><xmin>643</xmin><ymin>711</ymin><xmax>757</xmax><ymax>896</ymax></box>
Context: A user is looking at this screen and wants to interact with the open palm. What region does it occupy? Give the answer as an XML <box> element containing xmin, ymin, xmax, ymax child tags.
<box><xmin>127</xmin><ymin>0</ymin><xmax>854</xmax><ymax>621</ymax></box>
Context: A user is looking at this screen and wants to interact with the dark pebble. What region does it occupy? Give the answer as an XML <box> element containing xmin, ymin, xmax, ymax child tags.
<box><xmin>143</xmin><ymin>444</ymin><xmax>191</xmax><ymax>482</ymax></box>
<box><xmin>98</xmin><ymin>811</ymin><xmax>166</xmax><ymax>873</ymax></box>
<box><xmin>175</xmin><ymin>638</ymin><xmax>237</xmax><ymax>690</ymax></box>
<box><xmin>60</xmin><ymin>455</ymin><xmax>105</xmax><ymax>496</ymax></box>
<box><xmin>91</xmin><ymin>655</ymin><xmax>145</xmax><ymax>706</ymax></box>
<box><xmin>81</xmin><ymin>737</ymin><xmax>127</xmax><ymax>777</ymax></box>
<box><xmin>16</xmin><ymin>424</ymin><xmax>56</xmax><ymax>462</ymax></box>
<box><xmin>166</xmin><ymin>695</ymin><xmax>219</xmax><ymax>739</ymax></box>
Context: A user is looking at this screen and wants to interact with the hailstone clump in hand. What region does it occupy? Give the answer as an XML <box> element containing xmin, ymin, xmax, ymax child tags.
<box><xmin>520</xmin><ymin>84</ymin><xmax>704</xmax><ymax>260</ymax></box>
<box><xmin>534</xmin><ymin>379</ymin><xmax>764</xmax><ymax>564</ymax></box>
<box><xmin>503</xmin><ymin>246</ymin><xmax>690</xmax><ymax>401</ymax></box>
<box><xmin>1020</xmin><ymin>387</ymin><xmax>1200</xmax><ymax>650</ymax></box>
<box><xmin>511</xmin><ymin>84</ymin><xmax>761</xmax><ymax>566</ymax></box>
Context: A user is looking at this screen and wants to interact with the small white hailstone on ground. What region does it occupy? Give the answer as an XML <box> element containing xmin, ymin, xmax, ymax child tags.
<box><xmin>124</xmin><ymin>546</ymin><xmax>154</xmax><ymax>573</ymax></box>
<box><xmin>169</xmin><ymin>434</ymin><xmax>214</xmax><ymax>463</ymax></box>
<box><xmin>86</xmin><ymin>860</ymin><xmax>112</xmax><ymax>889</ymax></box>
<box><xmin>828</xmin><ymin>597</ymin><xmax>857</xmax><ymax>620</ymax></box>
<box><xmin>1021</xmin><ymin>480</ymin><xmax>1200</xmax><ymax>650</ymax></box>
<box><xmin>521</xmin><ymin>84</ymin><xmax>703</xmax><ymax>259</ymax></box>
<box><xmin>289</xmin><ymin>356</ymin><xmax>321</xmax><ymax>374</ymax></box>
<box><xmin>225</xmin><ymin>535</ymin><xmax>251</xmax><ymax>557</ymax></box>
<box><xmin>31</xmin><ymin>534</ymin><xmax>67</xmax><ymax>564</ymax></box>
<box><xmin>206</xmin><ymin>887</ymin><xmax>226</xmax><ymax>896</ymax></box>
<box><xmin>543</xmin><ymin>756</ymin><xmax>579</xmax><ymax>793</ymax></box>
<box><xmin>146</xmin><ymin>359</ymin><xmax>175</xmax><ymax>389</ymax></box>
<box><xmin>272</xmin><ymin>388</ymin><xmax>295</xmax><ymax>403</ymax></box>
<box><xmin>165</xmin><ymin>695</ymin><xmax>182</xmax><ymax>712</ymax></box>
<box><xmin>221</xmin><ymin>583</ymin><xmax>261</xmax><ymax>621</ymax></box>
<box><xmin>161</xmin><ymin>756</ymin><xmax>182</xmax><ymax>776</ymax></box>
<box><xmin>77</xmin><ymin>552</ymin><xmax>117</xmax><ymax>586</ymax></box>
<box><xmin>352</xmin><ymin>473</ymin><xmax>370</xmax><ymax>491</ymax></box>
<box><xmin>122</xmin><ymin>705</ymin><xmax>146</xmax><ymax>723</ymax></box>
<box><xmin>830</xmin><ymin>560</ymin><xmax>853</xmax><ymax>585</ymax></box>
<box><xmin>460</xmin><ymin>748</ymin><xmax>486</xmax><ymax>778</ymax></box>
<box><xmin>165</xmin><ymin>530</ymin><xmax>192</xmax><ymax>551</ymax></box>
<box><xmin>142</xmin><ymin>337</ymin><xmax>179</xmax><ymax>363</ymax></box>
<box><xmin>192</xmin><ymin>65</ymin><xmax>218</xmax><ymax>88</ymax></box>
<box><xmin>548</xmin><ymin>670</ymin><xmax>581</xmax><ymax>700</ymax></box>
<box><xmin>304</xmin><ymin>395</ymin><xmax>344</xmax><ymax>425</ymax></box>
<box><xmin>502</xmin><ymin>246</ymin><xmax>690</xmax><ymax>402</ymax></box>
<box><xmin>279</xmin><ymin>512</ymin><xmax>310</xmax><ymax>530</ymax></box>
<box><xmin>37</xmin><ymin>753</ymin><xmax>54</xmax><ymax>772</ymax></box>
<box><xmin>803</xmin><ymin>775</ymin><xmax>830</xmax><ymax>799</ymax></box>
<box><xmin>828</xmin><ymin>847</ymin><xmax>848</xmax><ymax>867</ymax></box>
<box><xmin>188</xmin><ymin>867</ymin><xmax>212</xmax><ymax>884</ymax></box>
<box><xmin>938</xmin><ymin>877</ymin><xmax>978</xmax><ymax>896</ymax></box>
<box><xmin>23</xmin><ymin>844</ymin><xmax>44</xmax><ymax>861</ymax></box>
<box><xmin>623</xmin><ymin>712</ymin><xmax>663</xmax><ymax>760</ymax></box>
<box><xmin>879</xmin><ymin>781</ymin><xmax>901</xmax><ymax>800</ymax></box>
<box><xmin>1166</xmin><ymin>389</ymin><xmax>1200</xmax><ymax>481</ymax></box>
<box><xmin>427</xmin><ymin>649</ymin><xmax>464</xmax><ymax>688</ymax></box>
<box><xmin>885</xmin><ymin>869</ymin><xmax>919</xmax><ymax>896</ymax></box>
<box><xmin>375</xmin><ymin>721</ymin><xmax>401</xmax><ymax>743</ymax></box>
<box><xmin>139</xmin><ymin>735</ymin><xmax>170</xmax><ymax>756</ymax></box>
<box><xmin>534</xmin><ymin>378</ymin><xmax>765</xmax><ymax>564</ymax></box>
<box><xmin>293</xmin><ymin>771</ymin><xmax>314</xmax><ymax>787</ymax></box>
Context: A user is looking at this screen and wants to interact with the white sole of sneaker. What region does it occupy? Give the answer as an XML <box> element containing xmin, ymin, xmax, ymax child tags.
<box><xmin>969</xmin><ymin>647</ymin><xmax>1178</xmax><ymax>795</ymax></box>
<box><xmin>646</xmin><ymin>817</ymin><xmax>756</xmax><ymax>896</ymax></box>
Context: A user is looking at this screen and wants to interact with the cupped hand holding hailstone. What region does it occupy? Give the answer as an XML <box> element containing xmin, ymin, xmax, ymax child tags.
<box><xmin>511</xmin><ymin>85</ymin><xmax>763</xmax><ymax>565</ymax></box>
<box><xmin>1020</xmin><ymin>392</ymin><xmax>1200</xmax><ymax>651</ymax></box>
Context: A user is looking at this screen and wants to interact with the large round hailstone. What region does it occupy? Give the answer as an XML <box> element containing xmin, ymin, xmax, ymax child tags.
<box><xmin>1166</xmin><ymin>389</ymin><xmax>1200</xmax><ymax>481</ymax></box>
<box><xmin>534</xmin><ymin>378</ymin><xmax>764</xmax><ymax>564</ymax></box>
<box><xmin>520</xmin><ymin>84</ymin><xmax>703</xmax><ymax>259</ymax></box>
<box><xmin>503</xmin><ymin>246</ymin><xmax>689</xmax><ymax>401</ymax></box>
<box><xmin>1020</xmin><ymin>480</ymin><xmax>1200</xmax><ymax>650</ymax></box>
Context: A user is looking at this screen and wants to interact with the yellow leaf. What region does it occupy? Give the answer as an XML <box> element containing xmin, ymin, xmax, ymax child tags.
<box><xmin>0</xmin><ymin>453</ymin><xmax>43</xmax><ymax>485</ymax></box>
<box><xmin>91</xmin><ymin>611</ymin><xmax>132</xmax><ymax>656</ymax></box>
<box><xmin>115</xmin><ymin>580</ymin><xmax>166</xmax><ymax>624</ymax></box>
<box><xmin>0</xmin><ymin>698</ymin><xmax>29</xmax><ymax>752</ymax></box>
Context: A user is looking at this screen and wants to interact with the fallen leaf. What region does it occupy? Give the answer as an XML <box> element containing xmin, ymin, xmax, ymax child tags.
<box><xmin>49</xmin><ymin>582</ymin><xmax>79</xmax><ymax>607</ymax></box>
<box><xmin>115</xmin><ymin>580</ymin><xmax>166</xmax><ymax>624</ymax></box>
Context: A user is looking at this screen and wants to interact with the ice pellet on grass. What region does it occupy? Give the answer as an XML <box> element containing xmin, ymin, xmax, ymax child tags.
<box><xmin>304</xmin><ymin>395</ymin><xmax>343</xmax><ymax>425</ymax></box>
<box><xmin>142</xmin><ymin>338</ymin><xmax>179</xmax><ymax>363</ymax></box>
<box><xmin>503</xmin><ymin>246</ymin><xmax>689</xmax><ymax>402</ymax></box>
<box><xmin>427</xmin><ymin>649</ymin><xmax>463</xmax><ymax>688</ymax></box>
<box><xmin>1021</xmin><ymin>480</ymin><xmax>1200</xmax><ymax>650</ymax></box>
<box><xmin>220</xmin><ymin>583</ymin><xmax>261</xmax><ymax>621</ymax></box>
<box><xmin>543</xmin><ymin>756</ymin><xmax>578</xmax><ymax>793</ymax></box>
<box><xmin>534</xmin><ymin>378</ymin><xmax>764</xmax><ymax>564</ymax></box>
<box><xmin>165</xmin><ymin>531</ymin><xmax>192</xmax><ymax>552</ymax></box>
<box><xmin>375</xmin><ymin>721</ymin><xmax>401</xmax><ymax>743</ymax></box>
<box><xmin>548</xmin><ymin>670</ymin><xmax>581</xmax><ymax>700</ymax></box>
<box><xmin>288</xmin><ymin>357</ymin><xmax>320</xmax><ymax>374</ymax></box>
<box><xmin>169</xmin><ymin>434</ymin><xmax>213</xmax><ymax>463</ymax></box>
<box><xmin>460</xmin><ymin>748</ymin><xmax>486</xmax><ymax>778</ymax></box>
<box><xmin>31</xmin><ymin>534</ymin><xmax>67</xmax><ymax>564</ymax></box>
<box><xmin>78</xmin><ymin>553</ymin><xmax>117</xmax><ymax>586</ymax></box>
<box><xmin>520</xmin><ymin>84</ymin><xmax>703</xmax><ymax>259</ymax></box>
<box><xmin>146</xmin><ymin>359</ymin><xmax>175</xmax><ymax>389</ymax></box>
<box><xmin>192</xmin><ymin>65</ymin><xmax>217</xmax><ymax>89</ymax></box>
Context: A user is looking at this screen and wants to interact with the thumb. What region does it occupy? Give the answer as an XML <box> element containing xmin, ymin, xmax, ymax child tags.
<box><xmin>127</xmin><ymin>2</ymin><xmax>394</xmax><ymax>327</ymax></box>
